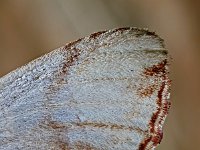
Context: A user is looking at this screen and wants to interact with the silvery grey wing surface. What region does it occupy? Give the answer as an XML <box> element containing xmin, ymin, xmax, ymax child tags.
<box><xmin>0</xmin><ymin>27</ymin><xmax>171</xmax><ymax>150</ymax></box>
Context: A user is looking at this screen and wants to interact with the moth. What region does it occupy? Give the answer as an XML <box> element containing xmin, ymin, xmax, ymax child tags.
<box><xmin>0</xmin><ymin>27</ymin><xmax>171</xmax><ymax>150</ymax></box>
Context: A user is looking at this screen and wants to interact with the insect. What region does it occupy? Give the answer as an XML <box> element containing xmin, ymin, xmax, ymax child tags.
<box><xmin>0</xmin><ymin>27</ymin><xmax>171</xmax><ymax>150</ymax></box>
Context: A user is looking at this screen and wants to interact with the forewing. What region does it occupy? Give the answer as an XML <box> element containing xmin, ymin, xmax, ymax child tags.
<box><xmin>0</xmin><ymin>28</ymin><xmax>170</xmax><ymax>150</ymax></box>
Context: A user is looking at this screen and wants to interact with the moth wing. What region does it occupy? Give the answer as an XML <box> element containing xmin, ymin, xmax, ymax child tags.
<box><xmin>0</xmin><ymin>28</ymin><xmax>170</xmax><ymax>150</ymax></box>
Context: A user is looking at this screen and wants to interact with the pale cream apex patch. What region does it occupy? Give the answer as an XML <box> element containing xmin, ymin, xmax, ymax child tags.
<box><xmin>0</xmin><ymin>27</ymin><xmax>171</xmax><ymax>150</ymax></box>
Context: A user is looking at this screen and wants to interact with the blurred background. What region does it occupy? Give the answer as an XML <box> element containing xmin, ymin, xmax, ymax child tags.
<box><xmin>0</xmin><ymin>0</ymin><xmax>199</xmax><ymax>149</ymax></box>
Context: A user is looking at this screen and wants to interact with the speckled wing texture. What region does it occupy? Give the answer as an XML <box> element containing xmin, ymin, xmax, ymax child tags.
<box><xmin>0</xmin><ymin>27</ymin><xmax>171</xmax><ymax>150</ymax></box>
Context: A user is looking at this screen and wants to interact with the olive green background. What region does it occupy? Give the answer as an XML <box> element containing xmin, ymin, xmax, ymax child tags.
<box><xmin>0</xmin><ymin>1</ymin><xmax>200</xmax><ymax>149</ymax></box>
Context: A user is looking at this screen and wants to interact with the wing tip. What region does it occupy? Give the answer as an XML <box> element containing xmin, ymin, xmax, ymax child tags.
<box><xmin>108</xmin><ymin>27</ymin><xmax>165</xmax><ymax>48</ymax></box>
